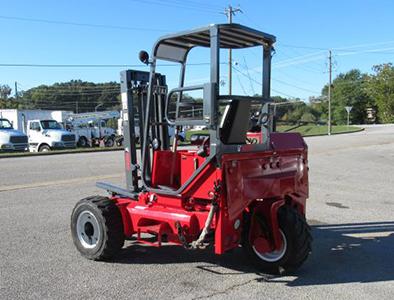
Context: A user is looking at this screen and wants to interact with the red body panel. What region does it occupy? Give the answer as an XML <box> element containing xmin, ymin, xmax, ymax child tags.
<box><xmin>113</xmin><ymin>132</ymin><xmax>309</xmax><ymax>254</ymax></box>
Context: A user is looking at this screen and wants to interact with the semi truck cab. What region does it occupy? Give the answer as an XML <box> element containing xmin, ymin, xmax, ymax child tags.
<box><xmin>0</xmin><ymin>118</ymin><xmax>29</xmax><ymax>152</ymax></box>
<box><xmin>27</xmin><ymin>119</ymin><xmax>76</xmax><ymax>152</ymax></box>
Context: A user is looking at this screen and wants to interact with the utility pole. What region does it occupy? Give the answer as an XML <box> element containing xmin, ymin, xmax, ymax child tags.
<box><xmin>328</xmin><ymin>50</ymin><xmax>332</xmax><ymax>136</ymax></box>
<box><xmin>14</xmin><ymin>82</ymin><xmax>18</xmax><ymax>100</ymax></box>
<box><xmin>224</xmin><ymin>5</ymin><xmax>242</xmax><ymax>95</ymax></box>
<box><xmin>75</xmin><ymin>101</ymin><xmax>79</xmax><ymax>113</ymax></box>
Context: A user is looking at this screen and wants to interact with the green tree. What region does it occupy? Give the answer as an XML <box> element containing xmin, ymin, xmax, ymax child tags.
<box><xmin>0</xmin><ymin>84</ymin><xmax>12</xmax><ymax>100</ymax></box>
<box><xmin>322</xmin><ymin>69</ymin><xmax>372</xmax><ymax>125</ymax></box>
<box><xmin>366</xmin><ymin>63</ymin><xmax>394</xmax><ymax>123</ymax></box>
<box><xmin>0</xmin><ymin>84</ymin><xmax>20</xmax><ymax>109</ymax></box>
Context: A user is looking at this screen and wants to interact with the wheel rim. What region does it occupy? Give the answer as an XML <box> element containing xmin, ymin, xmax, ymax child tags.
<box><xmin>252</xmin><ymin>229</ymin><xmax>287</xmax><ymax>262</ymax></box>
<box><xmin>76</xmin><ymin>210</ymin><xmax>101</xmax><ymax>249</ymax></box>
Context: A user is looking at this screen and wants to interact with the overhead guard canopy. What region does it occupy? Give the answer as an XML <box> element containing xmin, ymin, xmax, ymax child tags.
<box><xmin>153</xmin><ymin>23</ymin><xmax>276</xmax><ymax>63</ymax></box>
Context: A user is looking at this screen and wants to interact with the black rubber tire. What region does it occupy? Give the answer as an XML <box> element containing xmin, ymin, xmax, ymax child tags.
<box><xmin>105</xmin><ymin>137</ymin><xmax>115</xmax><ymax>147</ymax></box>
<box><xmin>77</xmin><ymin>136</ymin><xmax>88</xmax><ymax>147</ymax></box>
<box><xmin>38</xmin><ymin>144</ymin><xmax>51</xmax><ymax>152</ymax></box>
<box><xmin>70</xmin><ymin>196</ymin><xmax>124</xmax><ymax>260</ymax></box>
<box><xmin>243</xmin><ymin>205</ymin><xmax>312</xmax><ymax>275</ymax></box>
<box><xmin>115</xmin><ymin>136</ymin><xmax>124</xmax><ymax>147</ymax></box>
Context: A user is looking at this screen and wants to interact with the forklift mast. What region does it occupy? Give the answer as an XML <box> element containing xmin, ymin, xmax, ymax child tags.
<box><xmin>119</xmin><ymin>70</ymin><xmax>168</xmax><ymax>192</ymax></box>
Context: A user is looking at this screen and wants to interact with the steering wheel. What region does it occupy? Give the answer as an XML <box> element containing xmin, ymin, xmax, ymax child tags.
<box><xmin>246</xmin><ymin>137</ymin><xmax>258</xmax><ymax>144</ymax></box>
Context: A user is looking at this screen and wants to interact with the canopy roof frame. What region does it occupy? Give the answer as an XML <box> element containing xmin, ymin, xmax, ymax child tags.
<box><xmin>152</xmin><ymin>23</ymin><xmax>276</xmax><ymax>63</ymax></box>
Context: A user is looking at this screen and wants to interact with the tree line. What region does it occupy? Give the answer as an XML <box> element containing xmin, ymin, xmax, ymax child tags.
<box><xmin>275</xmin><ymin>63</ymin><xmax>394</xmax><ymax>125</ymax></box>
<box><xmin>0</xmin><ymin>63</ymin><xmax>393</xmax><ymax>124</ymax></box>
<box><xmin>0</xmin><ymin>80</ymin><xmax>121</xmax><ymax>113</ymax></box>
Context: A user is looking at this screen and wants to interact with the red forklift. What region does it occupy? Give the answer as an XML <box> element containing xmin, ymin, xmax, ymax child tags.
<box><xmin>71</xmin><ymin>23</ymin><xmax>312</xmax><ymax>274</ymax></box>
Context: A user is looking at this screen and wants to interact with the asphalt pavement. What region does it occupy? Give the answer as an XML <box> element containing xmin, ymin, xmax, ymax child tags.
<box><xmin>1</xmin><ymin>125</ymin><xmax>394</xmax><ymax>299</ymax></box>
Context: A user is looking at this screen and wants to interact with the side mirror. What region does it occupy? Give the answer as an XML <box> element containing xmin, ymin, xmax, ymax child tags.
<box><xmin>139</xmin><ymin>50</ymin><xmax>150</xmax><ymax>65</ymax></box>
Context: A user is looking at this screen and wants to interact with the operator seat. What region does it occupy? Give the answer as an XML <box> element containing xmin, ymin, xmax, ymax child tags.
<box><xmin>220</xmin><ymin>99</ymin><xmax>251</xmax><ymax>144</ymax></box>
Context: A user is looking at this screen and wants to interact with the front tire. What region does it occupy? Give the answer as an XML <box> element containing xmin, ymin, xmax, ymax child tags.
<box><xmin>243</xmin><ymin>205</ymin><xmax>312</xmax><ymax>274</ymax></box>
<box><xmin>71</xmin><ymin>196</ymin><xmax>124</xmax><ymax>260</ymax></box>
<box><xmin>105</xmin><ymin>137</ymin><xmax>115</xmax><ymax>147</ymax></box>
<box><xmin>38</xmin><ymin>144</ymin><xmax>51</xmax><ymax>152</ymax></box>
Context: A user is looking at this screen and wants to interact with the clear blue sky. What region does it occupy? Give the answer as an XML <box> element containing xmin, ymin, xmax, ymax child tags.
<box><xmin>1</xmin><ymin>0</ymin><xmax>394</xmax><ymax>100</ymax></box>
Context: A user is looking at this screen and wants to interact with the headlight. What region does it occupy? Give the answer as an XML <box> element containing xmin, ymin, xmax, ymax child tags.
<box><xmin>1</xmin><ymin>143</ymin><xmax>14</xmax><ymax>149</ymax></box>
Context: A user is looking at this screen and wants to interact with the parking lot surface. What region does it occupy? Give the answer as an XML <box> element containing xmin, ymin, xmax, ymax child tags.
<box><xmin>1</xmin><ymin>125</ymin><xmax>394</xmax><ymax>299</ymax></box>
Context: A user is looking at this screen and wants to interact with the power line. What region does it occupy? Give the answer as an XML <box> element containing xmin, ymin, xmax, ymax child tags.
<box><xmin>0</xmin><ymin>62</ymin><xmax>215</xmax><ymax>68</ymax></box>
<box><xmin>271</xmin><ymin>78</ymin><xmax>320</xmax><ymax>94</ymax></box>
<box><xmin>332</xmin><ymin>40</ymin><xmax>394</xmax><ymax>51</ymax></box>
<box><xmin>232</xmin><ymin>65</ymin><xmax>298</xmax><ymax>99</ymax></box>
<box><xmin>0</xmin><ymin>15</ymin><xmax>170</xmax><ymax>32</ymax></box>
<box><xmin>235</xmin><ymin>72</ymin><xmax>248</xmax><ymax>95</ymax></box>
<box><xmin>243</xmin><ymin>62</ymin><xmax>321</xmax><ymax>94</ymax></box>
<box><xmin>242</xmin><ymin>57</ymin><xmax>256</xmax><ymax>95</ymax></box>
<box><xmin>336</xmin><ymin>46</ymin><xmax>394</xmax><ymax>57</ymax></box>
<box><xmin>274</xmin><ymin>53</ymin><xmax>326</xmax><ymax>68</ymax></box>
<box><xmin>277</xmin><ymin>43</ymin><xmax>328</xmax><ymax>51</ymax></box>
<box><xmin>20</xmin><ymin>89</ymin><xmax>121</xmax><ymax>96</ymax></box>
<box><xmin>243</xmin><ymin>66</ymin><xmax>320</xmax><ymax>94</ymax></box>
<box><xmin>276</xmin><ymin>47</ymin><xmax>326</xmax><ymax>72</ymax></box>
<box><xmin>128</xmin><ymin>0</ymin><xmax>220</xmax><ymax>14</ymax></box>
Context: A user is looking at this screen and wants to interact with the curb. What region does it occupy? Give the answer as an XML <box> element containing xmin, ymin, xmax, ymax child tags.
<box><xmin>302</xmin><ymin>127</ymin><xmax>365</xmax><ymax>137</ymax></box>
<box><xmin>0</xmin><ymin>147</ymin><xmax>124</xmax><ymax>159</ymax></box>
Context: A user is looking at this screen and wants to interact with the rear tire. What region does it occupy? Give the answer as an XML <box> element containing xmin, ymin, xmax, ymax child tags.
<box><xmin>243</xmin><ymin>205</ymin><xmax>312</xmax><ymax>274</ymax></box>
<box><xmin>71</xmin><ymin>196</ymin><xmax>124</xmax><ymax>260</ymax></box>
<box><xmin>77</xmin><ymin>136</ymin><xmax>88</xmax><ymax>147</ymax></box>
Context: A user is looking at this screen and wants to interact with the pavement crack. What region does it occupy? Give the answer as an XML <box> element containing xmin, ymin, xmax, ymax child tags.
<box><xmin>0</xmin><ymin>174</ymin><xmax>121</xmax><ymax>192</ymax></box>
<box><xmin>192</xmin><ymin>278</ymin><xmax>256</xmax><ymax>299</ymax></box>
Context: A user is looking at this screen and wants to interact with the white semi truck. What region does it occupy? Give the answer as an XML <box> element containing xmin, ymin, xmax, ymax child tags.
<box><xmin>0</xmin><ymin>118</ymin><xmax>29</xmax><ymax>152</ymax></box>
<box><xmin>27</xmin><ymin>119</ymin><xmax>76</xmax><ymax>152</ymax></box>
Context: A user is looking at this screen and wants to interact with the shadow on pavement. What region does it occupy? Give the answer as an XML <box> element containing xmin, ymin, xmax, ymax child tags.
<box><xmin>113</xmin><ymin>221</ymin><xmax>394</xmax><ymax>285</ymax></box>
<box><xmin>286</xmin><ymin>221</ymin><xmax>394</xmax><ymax>286</ymax></box>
